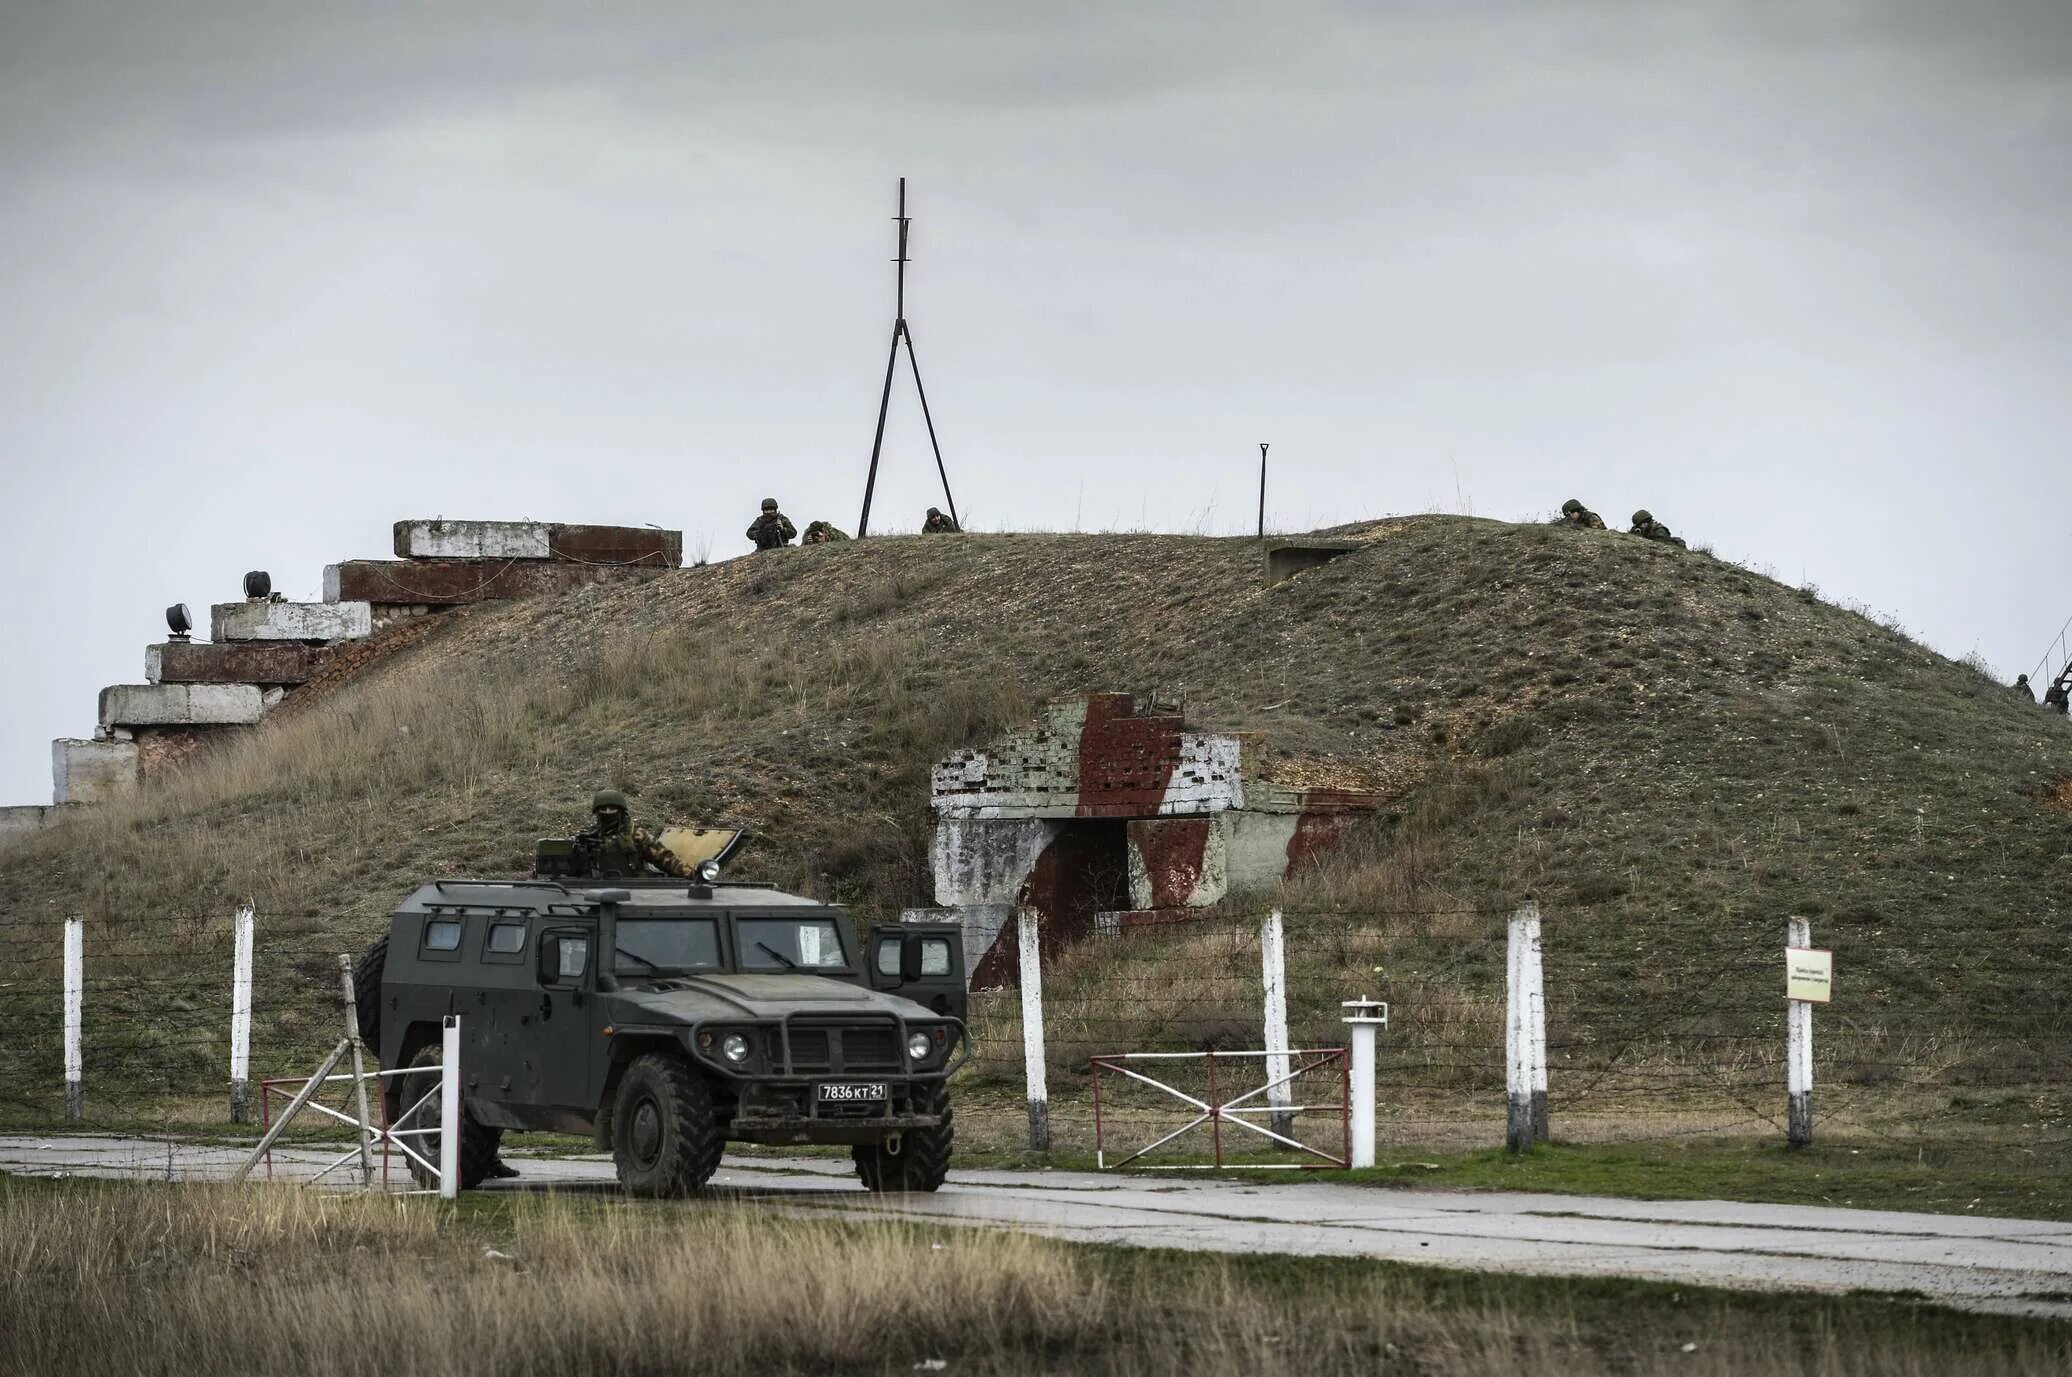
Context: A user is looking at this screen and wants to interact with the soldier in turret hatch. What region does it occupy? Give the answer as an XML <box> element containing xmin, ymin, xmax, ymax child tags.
<box><xmin>746</xmin><ymin>498</ymin><xmax>797</xmax><ymax>551</ymax></box>
<box><xmin>578</xmin><ymin>790</ymin><xmax>688</xmax><ymax>877</ymax></box>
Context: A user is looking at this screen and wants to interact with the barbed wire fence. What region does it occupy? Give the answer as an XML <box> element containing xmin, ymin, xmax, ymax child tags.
<box><xmin>0</xmin><ymin>904</ymin><xmax>2065</xmax><ymax>1167</ymax></box>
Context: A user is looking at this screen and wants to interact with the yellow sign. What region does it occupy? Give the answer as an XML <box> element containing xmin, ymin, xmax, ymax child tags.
<box><xmin>1786</xmin><ymin>948</ymin><xmax>1832</xmax><ymax>1004</ymax></box>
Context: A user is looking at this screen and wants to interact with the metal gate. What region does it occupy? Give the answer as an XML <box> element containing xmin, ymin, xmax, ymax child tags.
<box><xmin>1091</xmin><ymin>1048</ymin><xmax>1349</xmax><ymax>1169</ymax></box>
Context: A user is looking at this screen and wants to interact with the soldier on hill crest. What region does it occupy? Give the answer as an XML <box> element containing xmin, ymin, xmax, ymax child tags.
<box><xmin>1557</xmin><ymin>499</ymin><xmax>1607</xmax><ymax>529</ymax></box>
<box><xmin>2012</xmin><ymin>673</ymin><xmax>2035</xmax><ymax>701</ymax></box>
<box><xmin>921</xmin><ymin>507</ymin><xmax>960</xmax><ymax>534</ymax></box>
<box><xmin>1629</xmin><ymin>510</ymin><xmax>1687</xmax><ymax>548</ymax></box>
<box><xmin>746</xmin><ymin>498</ymin><xmax>797</xmax><ymax>551</ymax></box>
<box><xmin>802</xmin><ymin>520</ymin><xmax>850</xmax><ymax>544</ymax></box>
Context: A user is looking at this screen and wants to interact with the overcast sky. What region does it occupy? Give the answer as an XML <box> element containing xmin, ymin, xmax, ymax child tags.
<box><xmin>2</xmin><ymin>1</ymin><xmax>2068</xmax><ymax>803</ymax></box>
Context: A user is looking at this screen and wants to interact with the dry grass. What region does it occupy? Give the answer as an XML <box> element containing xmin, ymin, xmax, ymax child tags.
<box><xmin>3</xmin><ymin>1178</ymin><xmax>2068</xmax><ymax>1376</ymax></box>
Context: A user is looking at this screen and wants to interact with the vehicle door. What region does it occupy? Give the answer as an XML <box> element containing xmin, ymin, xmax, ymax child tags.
<box><xmin>469</xmin><ymin>913</ymin><xmax>539</xmax><ymax>1104</ymax></box>
<box><xmin>532</xmin><ymin>921</ymin><xmax>608</xmax><ymax>1119</ymax></box>
<box><xmin>865</xmin><ymin>923</ymin><xmax>967</xmax><ymax>1022</ymax></box>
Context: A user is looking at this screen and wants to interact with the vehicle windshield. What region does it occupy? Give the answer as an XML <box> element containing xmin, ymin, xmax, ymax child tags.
<box><xmin>737</xmin><ymin>916</ymin><xmax>849</xmax><ymax>972</ymax></box>
<box><xmin>614</xmin><ymin>918</ymin><xmax>721</xmax><ymax>975</ymax></box>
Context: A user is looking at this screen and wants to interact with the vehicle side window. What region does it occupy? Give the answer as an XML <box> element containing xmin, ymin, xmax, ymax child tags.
<box><xmin>919</xmin><ymin>937</ymin><xmax>953</xmax><ymax>978</ymax></box>
<box><xmin>874</xmin><ymin>936</ymin><xmax>901</xmax><ymax>978</ymax></box>
<box><xmin>422</xmin><ymin>919</ymin><xmax>462</xmax><ymax>953</ymax></box>
<box><xmin>556</xmin><ymin>936</ymin><xmax>589</xmax><ymax>981</ymax></box>
<box><xmin>486</xmin><ymin>922</ymin><xmax>526</xmax><ymax>956</ymax></box>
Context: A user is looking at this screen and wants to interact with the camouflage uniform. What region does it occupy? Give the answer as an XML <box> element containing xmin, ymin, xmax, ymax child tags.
<box><xmin>801</xmin><ymin>520</ymin><xmax>850</xmax><ymax>545</ymax></box>
<box><xmin>746</xmin><ymin>499</ymin><xmax>797</xmax><ymax>551</ymax></box>
<box><xmin>1556</xmin><ymin>498</ymin><xmax>1607</xmax><ymax>530</ymax></box>
<box><xmin>2047</xmin><ymin>681</ymin><xmax>2071</xmax><ymax>716</ymax></box>
<box><xmin>2012</xmin><ymin>674</ymin><xmax>2035</xmax><ymax>701</ymax></box>
<box><xmin>583</xmin><ymin>790</ymin><xmax>688</xmax><ymax>878</ymax></box>
<box><xmin>921</xmin><ymin>507</ymin><xmax>960</xmax><ymax>534</ymax></box>
<box><xmin>1628</xmin><ymin>509</ymin><xmax>1687</xmax><ymax>548</ymax></box>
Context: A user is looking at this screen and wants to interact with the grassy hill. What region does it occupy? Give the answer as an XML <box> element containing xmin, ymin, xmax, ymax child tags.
<box><xmin>3</xmin><ymin>517</ymin><xmax>2068</xmax><ymax>1154</ymax></box>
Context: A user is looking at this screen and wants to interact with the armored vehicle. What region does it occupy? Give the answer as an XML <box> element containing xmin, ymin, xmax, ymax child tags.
<box><xmin>352</xmin><ymin>871</ymin><xmax>967</xmax><ymax>1196</ymax></box>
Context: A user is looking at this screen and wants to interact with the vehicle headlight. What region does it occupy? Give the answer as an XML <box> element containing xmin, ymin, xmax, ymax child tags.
<box><xmin>906</xmin><ymin>1032</ymin><xmax>932</xmax><ymax>1062</ymax></box>
<box><xmin>721</xmin><ymin>1033</ymin><xmax>751</xmax><ymax>1065</ymax></box>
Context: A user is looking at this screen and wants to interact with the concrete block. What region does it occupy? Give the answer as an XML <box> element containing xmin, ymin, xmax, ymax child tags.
<box><xmin>0</xmin><ymin>805</ymin><xmax>50</xmax><ymax>839</ymax></box>
<box><xmin>1265</xmin><ymin>540</ymin><xmax>1360</xmax><ymax>583</ymax></box>
<box><xmin>324</xmin><ymin>558</ymin><xmax>669</xmax><ymax>605</ymax></box>
<box><xmin>147</xmin><ymin>641</ymin><xmax>330</xmax><ymax>685</ymax></box>
<box><xmin>393</xmin><ymin>519</ymin><xmax>682</xmax><ymax>567</ymax></box>
<box><xmin>53</xmin><ymin>738</ymin><xmax>138</xmax><ymax>804</ymax></box>
<box><xmin>395</xmin><ymin>519</ymin><xmax>552</xmax><ymax>560</ymax></box>
<box><xmin>99</xmin><ymin>683</ymin><xmax>267</xmax><ymax>728</ymax></box>
<box><xmin>211</xmin><ymin>600</ymin><xmax>372</xmax><ymax>642</ymax></box>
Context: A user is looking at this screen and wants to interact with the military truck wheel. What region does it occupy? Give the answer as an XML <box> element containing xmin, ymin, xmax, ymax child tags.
<box><xmin>392</xmin><ymin>1042</ymin><xmax>502</xmax><ymax>1191</ymax></box>
<box><xmin>611</xmin><ymin>1053</ymin><xmax>723</xmax><ymax>1198</ymax></box>
<box><xmin>352</xmin><ymin>935</ymin><xmax>387</xmax><ymax>1060</ymax></box>
<box><xmin>854</xmin><ymin>1085</ymin><xmax>953</xmax><ymax>1193</ymax></box>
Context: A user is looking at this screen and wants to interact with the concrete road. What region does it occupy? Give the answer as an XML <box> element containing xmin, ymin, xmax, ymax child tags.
<box><xmin>6</xmin><ymin>1135</ymin><xmax>2071</xmax><ymax>1318</ymax></box>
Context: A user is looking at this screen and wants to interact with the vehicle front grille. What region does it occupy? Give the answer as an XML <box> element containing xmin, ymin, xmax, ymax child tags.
<box><xmin>782</xmin><ymin>1023</ymin><xmax>900</xmax><ymax>1074</ymax></box>
<box><xmin>840</xmin><ymin>1028</ymin><xmax>899</xmax><ymax>1071</ymax></box>
<box><xmin>787</xmin><ymin>1029</ymin><xmax>832</xmax><ymax>1071</ymax></box>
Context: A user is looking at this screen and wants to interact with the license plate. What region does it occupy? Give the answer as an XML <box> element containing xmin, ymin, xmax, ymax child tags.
<box><xmin>818</xmin><ymin>1082</ymin><xmax>887</xmax><ymax>1104</ymax></box>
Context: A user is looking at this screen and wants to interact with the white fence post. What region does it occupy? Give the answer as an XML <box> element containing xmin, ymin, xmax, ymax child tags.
<box><xmin>1505</xmin><ymin>908</ymin><xmax>1535</xmax><ymax>1153</ymax></box>
<box><xmin>440</xmin><ymin>1015</ymin><xmax>462</xmax><ymax>1199</ymax></box>
<box><xmin>63</xmin><ymin>918</ymin><xmax>83</xmax><ymax>1121</ymax></box>
<box><xmin>1525</xmin><ymin>903</ymin><xmax>1548</xmax><ymax>1142</ymax></box>
<box><xmin>1260</xmin><ymin>908</ymin><xmax>1292</xmax><ymax>1137</ymax></box>
<box><xmin>1787</xmin><ymin>917</ymin><xmax>1813</xmax><ymax>1148</ymax></box>
<box><xmin>1017</xmin><ymin>908</ymin><xmax>1049</xmax><ymax>1152</ymax></box>
<box><xmin>1342</xmin><ymin>999</ymin><xmax>1386</xmax><ymax>1169</ymax></box>
<box><xmin>229</xmin><ymin>905</ymin><xmax>254</xmax><ymax>1123</ymax></box>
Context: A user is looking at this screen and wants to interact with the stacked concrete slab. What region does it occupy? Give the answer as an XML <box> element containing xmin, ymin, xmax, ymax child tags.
<box><xmin>325</xmin><ymin>520</ymin><xmax>679</xmax><ymax>628</ymax></box>
<box><xmin>21</xmin><ymin>516</ymin><xmax>684</xmax><ymax>820</ymax></box>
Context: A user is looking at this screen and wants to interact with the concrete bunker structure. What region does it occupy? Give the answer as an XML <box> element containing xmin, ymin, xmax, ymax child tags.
<box><xmin>928</xmin><ymin>693</ymin><xmax>1377</xmax><ymax>985</ymax></box>
<box><xmin>11</xmin><ymin>515</ymin><xmax>683</xmax><ymax>825</ymax></box>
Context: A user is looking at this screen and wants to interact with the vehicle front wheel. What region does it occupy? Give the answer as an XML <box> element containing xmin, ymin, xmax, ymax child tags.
<box><xmin>854</xmin><ymin>1085</ymin><xmax>953</xmax><ymax>1193</ymax></box>
<box><xmin>612</xmin><ymin>1053</ymin><xmax>723</xmax><ymax>1198</ymax></box>
<box><xmin>391</xmin><ymin>1041</ymin><xmax>502</xmax><ymax>1192</ymax></box>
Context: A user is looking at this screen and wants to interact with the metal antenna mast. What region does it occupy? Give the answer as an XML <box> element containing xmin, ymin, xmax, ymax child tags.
<box><xmin>858</xmin><ymin>177</ymin><xmax>957</xmax><ymax>537</ymax></box>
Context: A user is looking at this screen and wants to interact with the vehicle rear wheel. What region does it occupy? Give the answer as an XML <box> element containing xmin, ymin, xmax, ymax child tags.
<box><xmin>612</xmin><ymin>1053</ymin><xmax>723</xmax><ymax>1198</ymax></box>
<box><xmin>854</xmin><ymin>1084</ymin><xmax>953</xmax><ymax>1193</ymax></box>
<box><xmin>391</xmin><ymin>1041</ymin><xmax>502</xmax><ymax>1191</ymax></box>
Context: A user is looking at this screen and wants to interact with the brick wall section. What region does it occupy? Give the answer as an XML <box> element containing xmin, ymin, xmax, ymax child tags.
<box><xmin>326</xmin><ymin>558</ymin><xmax>672</xmax><ymax>606</ymax></box>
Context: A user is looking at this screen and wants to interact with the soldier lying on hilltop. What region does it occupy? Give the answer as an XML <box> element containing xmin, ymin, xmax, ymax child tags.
<box><xmin>1628</xmin><ymin>509</ymin><xmax>1687</xmax><ymax>548</ymax></box>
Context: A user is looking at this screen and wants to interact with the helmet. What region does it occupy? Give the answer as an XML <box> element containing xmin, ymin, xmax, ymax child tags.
<box><xmin>2016</xmin><ymin>674</ymin><xmax>2030</xmax><ymax>685</ymax></box>
<box><xmin>927</xmin><ymin>507</ymin><xmax>942</xmax><ymax>517</ymax></box>
<box><xmin>760</xmin><ymin>498</ymin><xmax>778</xmax><ymax>512</ymax></box>
<box><xmin>1632</xmin><ymin>510</ymin><xmax>1653</xmax><ymax>525</ymax></box>
<box><xmin>591</xmin><ymin>789</ymin><xmax>630</xmax><ymax>814</ymax></box>
<box><xmin>1561</xmin><ymin>499</ymin><xmax>1582</xmax><ymax>515</ymax></box>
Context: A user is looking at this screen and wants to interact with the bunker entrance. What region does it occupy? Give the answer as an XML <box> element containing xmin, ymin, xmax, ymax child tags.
<box><xmin>1022</xmin><ymin>819</ymin><xmax>1130</xmax><ymax>940</ymax></box>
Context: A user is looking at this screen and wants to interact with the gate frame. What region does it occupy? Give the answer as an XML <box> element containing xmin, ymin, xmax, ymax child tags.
<box><xmin>1091</xmin><ymin>1047</ymin><xmax>1349</xmax><ymax>1170</ymax></box>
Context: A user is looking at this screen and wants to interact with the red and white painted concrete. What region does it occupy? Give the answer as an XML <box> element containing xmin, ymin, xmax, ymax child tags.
<box><xmin>928</xmin><ymin>693</ymin><xmax>1376</xmax><ymax>983</ymax></box>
